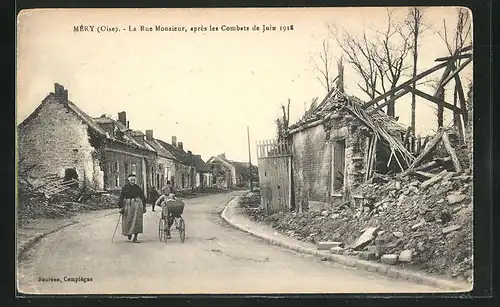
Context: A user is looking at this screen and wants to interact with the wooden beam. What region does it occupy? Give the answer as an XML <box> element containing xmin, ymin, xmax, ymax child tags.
<box><xmin>409</xmin><ymin>157</ymin><xmax>452</xmax><ymax>173</ymax></box>
<box><xmin>413</xmin><ymin>171</ymin><xmax>434</xmax><ymax>179</ymax></box>
<box><xmin>405</xmin><ymin>129</ymin><xmax>444</xmax><ymax>172</ymax></box>
<box><xmin>367</xmin><ymin>88</ymin><xmax>411</xmax><ymax>114</ymax></box>
<box><xmin>403</xmin><ymin>126</ymin><xmax>411</xmax><ymax>148</ymax></box>
<box><xmin>435</xmin><ymin>53</ymin><xmax>472</xmax><ymax>62</ymax></box>
<box><xmin>441</xmin><ymin>132</ymin><xmax>462</xmax><ymax>173</ymax></box>
<box><xmin>405</xmin><ymin>86</ymin><xmax>464</xmax><ymax>114</ymax></box>
<box><xmin>440</xmin><ymin>58</ymin><xmax>473</xmax><ymax>88</ymax></box>
<box><xmin>363</xmin><ymin>61</ymin><xmax>449</xmax><ymax>109</ymax></box>
<box><xmin>451</xmin><ymin>64</ymin><xmax>469</xmax><ymax>126</ymax></box>
<box><xmin>459</xmin><ymin>45</ymin><xmax>472</xmax><ymax>53</ymax></box>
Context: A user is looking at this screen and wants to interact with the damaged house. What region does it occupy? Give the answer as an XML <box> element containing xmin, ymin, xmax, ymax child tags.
<box><xmin>257</xmin><ymin>88</ymin><xmax>415</xmax><ymax>213</ymax></box>
<box><xmin>207</xmin><ymin>153</ymin><xmax>258</xmax><ymax>189</ymax></box>
<box><xmin>18</xmin><ymin>83</ymin><xmax>157</xmax><ymax>196</ymax></box>
<box><xmin>287</xmin><ymin>91</ymin><xmax>411</xmax><ymax>211</ymax></box>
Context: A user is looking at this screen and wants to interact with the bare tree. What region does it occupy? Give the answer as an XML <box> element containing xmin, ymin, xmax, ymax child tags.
<box><xmin>311</xmin><ymin>38</ymin><xmax>336</xmax><ymax>94</ymax></box>
<box><xmin>332</xmin><ymin>26</ymin><xmax>380</xmax><ymax>100</ymax></box>
<box><xmin>332</xmin><ymin>9</ymin><xmax>412</xmax><ymax>117</ymax></box>
<box><xmin>406</xmin><ymin>7</ymin><xmax>426</xmax><ymax>136</ymax></box>
<box><xmin>371</xmin><ymin>9</ymin><xmax>413</xmax><ymax>117</ymax></box>
<box><xmin>276</xmin><ymin>99</ymin><xmax>291</xmax><ymax>142</ymax></box>
<box><xmin>437</xmin><ymin>8</ymin><xmax>472</xmax><ymax>129</ymax></box>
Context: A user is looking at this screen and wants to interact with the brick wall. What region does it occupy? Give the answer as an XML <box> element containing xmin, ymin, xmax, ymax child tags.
<box><xmin>18</xmin><ymin>95</ymin><xmax>104</xmax><ymax>189</ymax></box>
<box><xmin>291</xmin><ymin>112</ymin><xmax>371</xmax><ymax>211</ymax></box>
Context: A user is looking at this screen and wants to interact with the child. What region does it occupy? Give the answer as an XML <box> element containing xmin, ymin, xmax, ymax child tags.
<box><xmin>155</xmin><ymin>193</ymin><xmax>184</xmax><ymax>239</ymax></box>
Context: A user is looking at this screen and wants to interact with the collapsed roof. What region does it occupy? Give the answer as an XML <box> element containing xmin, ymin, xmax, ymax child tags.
<box><xmin>287</xmin><ymin>88</ymin><xmax>415</xmax><ymax>171</ymax></box>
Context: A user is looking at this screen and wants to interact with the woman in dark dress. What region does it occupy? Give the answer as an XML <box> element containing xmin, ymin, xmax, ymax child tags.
<box><xmin>118</xmin><ymin>173</ymin><xmax>147</xmax><ymax>243</ymax></box>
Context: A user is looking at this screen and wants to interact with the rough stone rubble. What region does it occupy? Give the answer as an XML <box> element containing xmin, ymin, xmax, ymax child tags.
<box><xmin>240</xmin><ymin>150</ymin><xmax>473</xmax><ymax>282</ymax></box>
<box><xmin>17</xmin><ymin>181</ymin><xmax>119</xmax><ymax>225</ymax></box>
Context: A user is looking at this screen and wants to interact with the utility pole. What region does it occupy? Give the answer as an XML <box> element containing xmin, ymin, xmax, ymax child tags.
<box><xmin>247</xmin><ymin>126</ymin><xmax>253</xmax><ymax>191</ymax></box>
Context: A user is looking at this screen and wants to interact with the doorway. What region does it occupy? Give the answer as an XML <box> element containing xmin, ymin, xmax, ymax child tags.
<box><xmin>331</xmin><ymin>138</ymin><xmax>346</xmax><ymax>191</ymax></box>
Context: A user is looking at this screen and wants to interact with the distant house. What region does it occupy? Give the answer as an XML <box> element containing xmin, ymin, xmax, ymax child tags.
<box><xmin>230</xmin><ymin>161</ymin><xmax>259</xmax><ymax>187</ymax></box>
<box><xmin>18</xmin><ymin>83</ymin><xmax>157</xmax><ymax>196</ymax></box>
<box><xmin>156</xmin><ymin>137</ymin><xmax>196</xmax><ymax>191</ymax></box>
<box><xmin>144</xmin><ymin>129</ymin><xmax>176</xmax><ymax>191</ymax></box>
<box><xmin>207</xmin><ymin>153</ymin><xmax>257</xmax><ymax>189</ymax></box>
<box><xmin>191</xmin><ymin>154</ymin><xmax>213</xmax><ymax>189</ymax></box>
<box><xmin>92</xmin><ymin>114</ymin><xmax>157</xmax><ymax>194</ymax></box>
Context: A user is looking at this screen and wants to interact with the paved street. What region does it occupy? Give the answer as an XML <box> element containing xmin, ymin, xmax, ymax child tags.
<box><xmin>17</xmin><ymin>192</ymin><xmax>440</xmax><ymax>294</ymax></box>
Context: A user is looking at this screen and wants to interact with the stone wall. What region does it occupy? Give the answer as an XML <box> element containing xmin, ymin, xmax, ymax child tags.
<box><xmin>18</xmin><ymin>95</ymin><xmax>103</xmax><ymax>190</ymax></box>
<box><xmin>291</xmin><ymin>124</ymin><xmax>331</xmax><ymax>211</ymax></box>
<box><xmin>291</xmin><ymin>110</ymin><xmax>371</xmax><ymax>211</ymax></box>
<box><xmin>102</xmin><ymin>147</ymin><xmax>146</xmax><ymax>192</ymax></box>
<box><xmin>172</xmin><ymin>163</ymin><xmax>194</xmax><ymax>190</ymax></box>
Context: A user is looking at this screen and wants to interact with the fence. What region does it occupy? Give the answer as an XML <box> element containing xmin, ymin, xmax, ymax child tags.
<box><xmin>256</xmin><ymin>139</ymin><xmax>293</xmax><ymax>214</ymax></box>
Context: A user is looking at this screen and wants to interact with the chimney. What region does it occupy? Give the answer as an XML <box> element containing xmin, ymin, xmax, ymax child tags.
<box><xmin>126</xmin><ymin>121</ymin><xmax>130</xmax><ymax>128</ymax></box>
<box><xmin>118</xmin><ymin>112</ymin><xmax>127</xmax><ymax>126</ymax></box>
<box><xmin>145</xmin><ymin>130</ymin><xmax>154</xmax><ymax>141</ymax></box>
<box><xmin>54</xmin><ymin>83</ymin><xmax>68</xmax><ymax>101</ymax></box>
<box><xmin>178</xmin><ymin>142</ymin><xmax>183</xmax><ymax>150</ymax></box>
<box><xmin>172</xmin><ymin>136</ymin><xmax>177</xmax><ymax>147</ymax></box>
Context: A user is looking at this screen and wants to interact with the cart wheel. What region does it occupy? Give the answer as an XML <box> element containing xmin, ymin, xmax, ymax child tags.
<box><xmin>178</xmin><ymin>218</ymin><xmax>186</xmax><ymax>243</ymax></box>
<box><xmin>158</xmin><ymin>218</ymin><xmax>166</xmax><ymax>243</ymax></box>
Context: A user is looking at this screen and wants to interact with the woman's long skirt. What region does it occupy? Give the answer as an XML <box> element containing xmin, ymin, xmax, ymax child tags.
<box><xmin>121</xmin><ymin>198</ymin><xmax>144</xmax><ymax>236</ymax></box>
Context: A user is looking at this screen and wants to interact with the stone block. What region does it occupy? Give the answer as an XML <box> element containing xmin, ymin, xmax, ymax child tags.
<box><xmin>398</xmin><ymin>250</ymin><xmax>413</xmax><ymax>263</ymax></box>
<box><xmin>411</xmin><ymin>221</ymin><xmax>425</xmax><ymax>230</ymax></box>
<box><xmin>447</xmin><ymin>193</ymin><xmax>466</xmax><ymax>205</ymax></box>
<box><xmin>442</xmin><ymin>224</ymin><xmax>462</xmax><ymax>234</ymax></box>
<box><xmin>350</xmin><ymin>227</ymin><xmax>379</xmax><ymax>250</ymax></box>
<box><xmin>380</xmin><ymin>254</ymin><xmax>398</xmax><ymax>265</ymax></box>
<box><xmin>392</xmin><ymin>231</ymin><xmax>404</xmax><ymax>238</ymax></box>
<box><xmin>317</xmin><ymin>241</ymin><xmax>344</xmax><ymax>250</ymax></box>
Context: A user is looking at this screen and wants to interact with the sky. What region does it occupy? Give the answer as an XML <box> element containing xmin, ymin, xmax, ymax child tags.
<box><xmin>16</xmin><ymin>7</ymin><xmax>472</xmax><ymax>163</ymax></box>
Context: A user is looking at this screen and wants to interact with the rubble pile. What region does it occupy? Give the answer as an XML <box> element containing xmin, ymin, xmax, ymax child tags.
<box><xmin>241</xmin><ymin>166</ymin><xmax>473</xmax><ymax>282</ymax></box>
<box><xmin>238</xmin><ymin>191</ymin><xmax>269</xmax><ymax>221</ymax></box>
<box><xmin>18</xmin><ymin>182</ymin><xmax>119</xmax><ymax>225</ymax></box>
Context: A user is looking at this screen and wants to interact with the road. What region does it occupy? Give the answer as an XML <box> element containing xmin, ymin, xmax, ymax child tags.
<box><xmin>17</xmin><ymin>192</ymin><xmax>440</xmax><ymax>294</ymax></box>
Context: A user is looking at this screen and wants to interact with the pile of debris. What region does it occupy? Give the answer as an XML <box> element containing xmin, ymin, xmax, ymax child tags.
<box><xmin>238</xmin><ymin>191</ymin><xmax>267</xmax><ymax>220</ymax></box>
<box><xmin>240</xmin><ymin>128</ymin><xmax>473</xmax><ymax>283</ymax></box>
<box><xmin>17</xmin><ymin>180</ymin><xmax>119</xmax><ymax>226</ymax></box>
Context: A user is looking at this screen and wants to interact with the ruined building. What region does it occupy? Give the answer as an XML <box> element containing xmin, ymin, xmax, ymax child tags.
<box><xmin>18</xmin><ymin>83</ymin><xmax>213</xmax><ymax>195</ymax></box>
<box><xmin>286</xmin><ymin>92</ymin><xmax>409</xmax><ymax>211</ymax></box>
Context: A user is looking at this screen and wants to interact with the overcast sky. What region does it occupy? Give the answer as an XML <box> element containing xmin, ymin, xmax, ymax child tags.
<box><xmin>17</xmin><ymin>7</ymin><xmax>472</xmax><ymax>163</ymax></box>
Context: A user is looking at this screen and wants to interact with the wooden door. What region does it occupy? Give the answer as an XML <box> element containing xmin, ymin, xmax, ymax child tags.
<box><xmin>332</xmin><ymin>139</ymin><xmax>346</xmax><ymax>191</ymax></box>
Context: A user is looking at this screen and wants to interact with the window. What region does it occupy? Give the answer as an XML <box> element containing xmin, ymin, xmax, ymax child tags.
<box><xmin>124</xmin><ymin>162</ymin><xmax>129</xmax><ymax>175</ymax></box>
<box><xmin>131</xmin><ymin>163</ymin><xmax>137</xmax><ymax>175</ymax></box>
<box><xmin>113</xmin><ymin>161</ymin><xmax>119</xmax><ymax>173</ymax></box>
<box><xmin>115</xmin><ymin>175</ymin><xmax>120</xmax><ymax>187</ymax></box>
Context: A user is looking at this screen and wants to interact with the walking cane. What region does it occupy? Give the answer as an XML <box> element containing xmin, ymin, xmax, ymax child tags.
<box><xmin>111</xmin><ymin>212</ymin><xmax>121</xmax><ymax>242</ymax></box>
